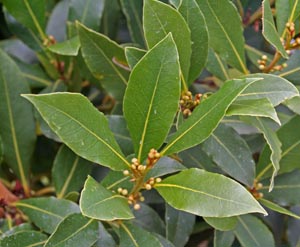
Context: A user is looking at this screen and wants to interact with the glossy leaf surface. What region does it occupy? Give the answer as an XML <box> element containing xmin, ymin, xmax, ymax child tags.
<box><xmin>214</xmin><ymin>230</ymin><xmax>235</xmax><ymax>247</ymax></box>
<box><xmin>0</xmin><ymin>231</ymin><xmax>47</xmax><ymax>247</ymax></box>
<box><xmin>204</xmin><ymin>216</ymin><xmax>237</xmax><ymax>231</ymax></box>
<box><xmin>155</xmin><ymin>168</ymin><xmax>267</xmax><ymax>217</ymax></box>
<box><xmin>48</xmin><ymin>36</ymin><xmax>80</xmax><ymax>56</ymax></box>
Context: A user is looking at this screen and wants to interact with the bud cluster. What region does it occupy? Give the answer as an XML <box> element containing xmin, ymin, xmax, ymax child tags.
<box><xmin>43</xmin><ymin>35</ymin><xmax>56</xmax><ymax>47</ymax></box>
<box><xmin>248</xmin><ymin>179</ymin><xmax>264</xmax><ymax>199</ymax></box>
<box><xmin>180</xmin><ymin>91</ymin><xmax>201</xmax><ymax>117</ymax></box>
<box><xmin>144</xmin><ymin>177</ymin><xmax>162</xmax><ymax>191</ymax></box>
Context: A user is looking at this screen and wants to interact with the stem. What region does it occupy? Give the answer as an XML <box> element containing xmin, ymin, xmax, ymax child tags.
<box><xmin>34</xmin><ymin>187</ymin><xmax>55</xmax><ymax>197</ymax></box>
<box><xmin>263</xmin><ymin>51</ymin><xmax>281</xmax><ymax>73</ymax></box>
<box><xmin>180</xmin><ymin>72</ymin><xmax>188</xmax><ymax>92</ymax></box>
<box><xmin>256</xmin><ymin>163</ymin><xmax>272</xmax><ymax>181</ymax></box>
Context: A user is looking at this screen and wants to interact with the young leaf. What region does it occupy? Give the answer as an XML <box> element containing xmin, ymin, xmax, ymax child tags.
<box><xmin>204</xmin><ymin>216</ymin><xmax>237</xmax><ymax>231</ymax></box>
<box><xmin>119</xmin><ymin>222</ymin><xmax>163</xmax><ymax>247</ymax></box>
<box><xmin>155</xmin><ymin>168</ymin><xmax>267</xmax><ymax>217</ymax></box>
<box><xmin>120</xmin><ymin>0</ymin><xmax>145</xmax><ymax>47</ymax></box>
<box><xmin>22</xmin><ymin>93</ymin><xmax>130</xmax><ymax>171</ymax></box>
<box><xmin>234</xmin><ymin>215</ymin><xmax>275</xmax><ymax>247</ymax></box>
<box><xmin>2</xmin><ymin>0</ymin><xmax>47</xmax><ymax>40</ymax></box>
<box><xmin>77</xmin><ymin>22</ymin><xmax>129</xmax><ymax>101</ymax></box>
<box><xmin>178</xmin><ymin>0</ymin><xmax>208</xmax><ymax>84</ymax></box>
<box><xmin>203</xmin><ymin>124</ymin><xmax>255</xmax><ymax>187</ymax></box>
<box><xmin>165</xmin><ymin>204</ymin><xmax>195</xmax><ymax>247</ymax></box>
<box><xmin>52</xmin><ymin>145</ymin><xmax>92</xmax><ymax>199</ymax></box>
<box><xmin>262</xmin><ymin>0</ymin><xmax>288</xmax><ymax>58</ymax></box>
<box><xmin>161</xmin><ymin>78</ymin><xmax>261</xmax><ymax>156</ymax></box>
<box><xmin>69</xmin><ymin>0</ymin><xmax>104</xmax><ymax>30</ymax></box>
<box><xmin>48</xmin><ymin>36</ymin><xmax>80</xmax><ymax>56</ymax></box>
<box><xmin>0</xmin><ymin>231</ymin><xmax>47</xmax><ymax>247</ymax></box>
<box><xmin>239</xmin><ymin>74</ymin><xmax>299</xmax><ymax>106</ymax></box>
<box><xmin>80</xmin><ymin>176</ymin><xmax>134</xmax><ymax>221</ymax></box>
<box><xmin>0</xmin><ymin>49</ymin><xmax>36</xmax><ymax>196</ymax></box>
<box><xmin>196</xmin><ymin>0</ymin><xmax>247</xmax><ymax>73</ymax></box>
<box><xmin>143</xmin><ymin>0</ymin><xmax>191</xmax><ymax>84</ymax></box>
<box><xmin>44</xmin><ymin>213</ymin><xmax>98</xmax><ymax>247</ymax></box>
<box><xmin>123</xmin><ymin>34</ymin><xmax>180</xmax><ymax>162</ymax></box>
<box><xmin>14</xmin><ymin>197</ymin><xmax>80</xmax><ymax>234</ymax></box>
<box><xmin>227</xmin><ymin>98</ymin><xmax>281</xmax><ymax>125</ymax></box>
<box><xmin>125</xmin><ymin>47</ymin><xmax>146</xmax><ymax>70</ymax></box>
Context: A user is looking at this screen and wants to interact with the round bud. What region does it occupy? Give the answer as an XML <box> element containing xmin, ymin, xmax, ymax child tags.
<box><xmin>117</xmin><ymin>188</ymin><xmax>123</xmax><ymax>193</ymax></box>
<box><xmin>258</xmin><ymin>192</ymin><xmax>264</xmax><ymax>198</ymax></box>
<box><xmin>128</xmin><ymin>200</ymin><xmax>133</xmax><ymax>205</ymax></box>
<box><xmin>256</xmin><ymin>183</ymin><xmax>263</xmax><ymax>189</ymax></box>
<box><xmin>121</xmin><ymin>189</ymin><xmax>128</xmax><ymax>196</ymax></box>
<box><xmin>140</xmin><ymin>196</ymin><xmax>145</xmax><ymax>202</ymax></box>
<box><xmin>145</xmin><ymin>184</ymin><xmax>152</xmax><ymax>190</ymax></box>
<box><xmin>131</xmin><ymin>158</ymin><xmax>138</xmax><ymax>164</ymax></box>
<box><xmin>137</xmin><ymin>165</ymin><xmax>144</xmax><ymax>171</ymax></box>
<box><xmin>261</xmin><ymin>55</ymin><xmax>268</xmax><ymax>60</ymax></box>
<box><xmin>258</xmin><ymin>64</ymin><xmax>265</xmax><ymax>70</ymax></box>
<box><xmin>155</xmin><ymin>178</ymin><xmax>162</xmax><ymax>183</ymax></box>
<box><xmin>282</xmin><ymin>63</ymin><xmax>288</xmax><ymax>68</ymax></box>
<box><xmin>134</xmin><ymin>204</ymin><xmax>141</xmax><ymax>210</ymax></box>
<box><xmin>123</xmin><ymin>170</ymin><xmax>130</xmax><ymax>176</ymax></box>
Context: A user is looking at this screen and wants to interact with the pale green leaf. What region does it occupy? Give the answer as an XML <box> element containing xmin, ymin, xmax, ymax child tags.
<box><xmin>44</xmin><ymin>213</ymin><xmax>98</xmax><ymax>247</ymax></box>
<box><xmin>0</xmin><ymin>49</ymin><xmax>36</xmax><ymax>195</ymax></box>
<box><xmin>203</xmin><ymin>124</ymin><xmax>255</xmax><ymax>186</ymax></box>
<box><xmin>161</xmin><ymin>78</ymin><xmax>261</xmax><ymax>156</ymax></box>
<box><xmin>0</xmin><ymin>231</ymin><xmax>47</xmax><ymax>247</ymax></box>
<box><xmin>80</xmin><ymin>176</ymin><xmax>134</xmax><ymax>221</ymax></box>
<box><xmin>119</xmin><ymin>222</ymin><xmax>163</xmax><ymax>247</ymax></box>
<box><xmin>155</xmin><ymin>168</ymin><xmax>267</xmax><ymax>217</ymax></box>
<box><xmin>143</xmin><ymin>0</ymin><xmax>191</xmax><ymax>83</ymax></box>
<box><xmin>52</xmin><ymin>145</ymin><xmax>92</xmax><ymax>199</ymax></box>
<box><xmin>262</xmin><ymin>0</ymin><xmax>288</xmax><ymax>58</ymax></box>
<box><xmin>227</xmin><ymin>98</ymin><xmax>281</xmax><ymax>125</ymax></box>
<box><xmin>234</xmin><ymin>215</ymin><xmax>275</xmax><ymax>247</ymax></box>
<box><xmin>196</xmin><ymin>0</ymin><xmax>247</xmax><ymax>73</ymax></box>
<box><xmin>178</xmin><ymin>0</ymin><xmax>208</xmax><ymax>84</ymax></box>
<box><xmin>48</xmin><ymin>36</ymin><xmax>80</xmax><ymax>56</ymax></box>
<box><xmin>77</xmin><ymin>22</ymin><xmax>129</xmax><ymax>101</ymax></box>
<box><xmin>23</xmin><ymin>93</ymin><xmax>130</xmax><ymax>171</ymax></box>
<box><xmin>14</xmin><ymin>197</ymin><xmax>80</xmax><ymax>234</ymax></box>
<box><xmin>204</xmin><ymin>216</ymin><xmax>237</xmax><ymax>231</ymax></box>
<box><xmin>124</xmin><ymin>34</ymin><xmax>180</xmax><ymax>162</ymax></box>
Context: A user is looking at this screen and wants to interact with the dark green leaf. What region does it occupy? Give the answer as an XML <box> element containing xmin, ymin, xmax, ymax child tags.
<box><xmin>0</xmin><ymin>223</ymin><xmax>33</xmax><ymax>239</ymax></box>
<box><xmin>153</xmin><ymin>234</ymin><xmax>175</xmax><ymax>247</ymax></box>
<box><xmin>0</xmin><ymin>231</ymin><xmax>47</xmax><ymax>247</ymax></box>
<box><xmin>23</xmin><ymin>93</ymin><xmax>130</xmax><ymax>171</ymax></box>
<box><xmin>80</xmin><ymin>176</ymin><xmax>134</xmax><ymax>221</ymax></box>
<box><xmin>52</xmin><ymin>145</ymin><xmax>92</xmax><ymax>198</ymax></box>
<box><xmin>44</xmin><ymin>213</ymin><xmax>98</xmax><ymax>247</ymax></box>
<box><xmin>125</xmin><ymin>47</ymin><xmax>146</xmax><ymax>70</ymax></box>
<box><xmin>119</xmin><ymin>222</ymin><xmax>163</xmax><ymax>247</ymax></box>
<box><xmin>262</xmin><ymin>0</ymin><xmax>288</xmax><ymax>58</ymax></box>
<box><xmin>196</xmin><ymin>0</ymin><xmax>247</xmax><ymax>73</ymax></box>
<box><xmin>120</xmin><ymin>0</ymin><xmax>145</xmax><ymax>47</ymax></box>
<box><xmin>276</xmin><ymin>0</ymin><xmax>291</xmax><ymax>36</ymax></box>
<box><xmin>165</xmin><ymin>204</ymin><xmax>195</xmax><ymax>247</ymax></box>
<box><xmin>155</xmin><ymin>168</ymin><xmax>267</xmax><ymax>217</ymax></box>
<box><xmin>0</xmin><ymin>49</ymin><xmax>36</xmax><ymax>196</ymax></box>
<box><xmin>124</xmin><ymin>34</ymin><xmax>180</xmax><ymax>162</ymax></box>
<box><xmin>48</xmin><ymin>36</ymin><xmax>80</xmax><ymax>56</ymax></box>
<box><xmin>203</xmin><ymin>124</ymin><xmax>255</xmax><ymax>187</ymax></box>
<box><xmin>206</xmin><ymin>48</ymin><xmax>229</xmax><ymax>81</ymax></box>
<box><xmin>14</xmin><ymin>197</ymin><xmax>80</xmax><ymax>234</ymax></box>
<box><xmin>214</xmin><ymin>230</ymin><xmax>235</xmax><ymax>247</ymax></box>
<box><xmin>100</xmin><ymin>171</ymin><xmax>132</xmax><ymax>191</ymax></box>
<box><xmin>276</xmin><ymin>50</ymin><xmax>300</xmax><ymax>84</ymax></box>
<box><xmin>234</xmin><ymin>215</ymin><xmax>275</xmax><ymax>247</ymax></box>
<box><xmin>179</xmin><ymin>0</ymin><xmax>208</xmax><ymax>84</ymax></box>
<box><xmin>77</xmin><ymin>23</ymin><xmax>129</xmax><ymax>101</ymax></box>
<box><xmin>161</xmin><ymin>78</ymin><xmax>261</xmax><ymax>155</ymax></box>
<box><xmin>69</xmin><ymin>0</ymin><xmax>104</xmax><ymax>30</ymax></box>
<box><xmin>94</xmin><ymin>222</ymin><xmax>116</xmax><ymax>247</ymax></box>
<box><xmin>143</xmin><ymin>0</ymin><xmax>191</xmax><ymax>84</ymax></box>
<box><xmin>204</xmin><ymin>216</ymin><xmax>237</xmax><ymax>231</ymax></box>
<box><xmin>284</xmin><ymin>96</ymin><xmax>300</xmax><ymax>115</ymax></box>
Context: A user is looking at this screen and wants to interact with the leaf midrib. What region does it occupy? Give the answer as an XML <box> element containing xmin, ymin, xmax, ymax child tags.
<box><xmin>120</xmin><ymin>223</ymin><xmax>139</xmax><ymax>247</ymax></box>
<box><xmin>15</xmin><ymin>202</ymin><xmax>63</xmax><ymax>219</ymax></box>
<box><xmin>236</xmin><ymin>217</ymin><xmax>260</xmax><ymax>246</ymax></box>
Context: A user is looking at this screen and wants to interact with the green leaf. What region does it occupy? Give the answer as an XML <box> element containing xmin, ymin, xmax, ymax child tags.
<box><xmin>165</xmin><ymin>204</ymin><xmax>195</xmax><ymax>247</ymax></box>
<box><xmin>243</xmin><ymin>116</ymin><xmax>281</xmax><ymax>191</ymax></box>
<box><xmin>120</xmin><ymin>0</ymin><xmax>145</xmax><ymax>47</ymax></box>
<box><xmin>14</xmin><ymin>197</ymin><xmax>80</xmax><ymax>234</ymax></box>
<box><xmin>262</xmin><ymin>0</ymin><xmax>288</xmax><ymax>58</ymax></box>
<box><xmin>69</xmin><ymin>0</ymin><xmax>104</xmax><ymax>30</ymax></box>
<box><xmin>0</xmin><ymin>231</ymin><xmax>47</xmax><ymax>247</ymax></box>
<box><xmin>206</xmin><ymin>48</ymin><xmax>229</xmax><ymax>81</ymax></box>
<box><xmin>0</xmin><ymin>49</ymin><xmax>36</xmax><ymax>195</ymax></box>
<box><xmin>234</xmin><ymin>215</ymin><xmax>275</xmax><ymax>247</ymax></box>
<box><xmin>133</xmin><ymin>203</ymin><xmax>165</xmax><ymax>235</ymax></box>
<box><xmin>0</xmin><ymin>223</ymin><xmax>34</xmax><ymax>239</ymax></box>
<box><xmin>178</xmin><ymin>0</ymin><xmax>208</xmax><ymax>84</ymax></box>
<box><xmin>203</xmin><ymin>124</ymin><xmax>255</xmax><ymax>187</ymax></box>
<box><xmin>277</xmin><ymin>50</ymin><xmax>300</xmax><ymax>85</ymax></box>
<box><xmin>284</xmin><ymin>96</ymin><xmax>300</xmax><ymax>115</ymax></box>
<box><xmin>155</xmin><ymin>168</ymin><xmax>267</xmax><ymax>217</ymax></box>
<box><xmin>123</xmin><ymin>34</ymin><xmax>180</xmax><ymax>161</ymax></box>
<box><xmin>52</xmin><ymin>145</ymin><xmax>92</xmax><ymax>199</ymax></box>
<box><xmin>48</xmin><ymin>36</ymin><xmax>80</xmax><ymax>56</ymax></box>
<box><xmin>214</xmin><ymin>230</ymin><xmax>235</xmax><ymax>247</ymax></box>
<box><xmin>227</xmin><ymin>98</ymin><xmax>281</xmax><ymax>125</ymax></box>
<box><xmin>161</xmin><ymin>78</ymin><xmax>261</xmax><ymax>156</ymax></box>
<box><xmin>125</xmin><ymin>47</ymin><xmax>146</xmax><ymax>70</ymax></box>
<box><xmin>257</xmin><ymin>115</ymin><xmax>300</xmax><ymax>176</ymax></box>
<box><xmin>143</xmin><ymin>0</ymin><xmax>191</xmax><ymax>84</ymax></box>
<box><xmin>80</xmin><ymin>176</ymin><xmax>134</xmax><ymax>221</ymax></box>
<box><xmin>44</xmin><ymin>213</ymin><xmax>98</xmax><ymax>247</ymax></box>
<box><xmin>239</xmin><ymin>74</ymin><xmax>299</xmax><ymax>106</ymax></box>
<box><xmin>119</xmin><ymin>222</ymin><xmax>163</xmax><ymax>247</ymax></box>
<box><xmin>94</xmin><ymin>222</ymin><xmax>116</xmax><ymax>247</ymax></box>
<box><xmin>2</xmin><ymin>0</ymin><xmax>46</xmax><ymax>40</ymax></box>
<box><xmin>196</xmin><ymin>0</ymin><xmax>247</xmax><ymax>73</ymax></box>
<box><xmin>0</xmin><ymin>136</ymin><xmax>3</xmax><ymax>165</ymax></box>
<box><xmin>260</xmin><ymin>169</ymin><xmax>300</xmax><ymax>205</ymax></box>
<box><xmin>100</xmin><ymin>171</ymin><xmax>132</xmax><ymax>191</ymax></box>
<box><xmin>77</xmin><ymin>22</ymin><xmax>129</xmax><ymax>101</ymax></box>
<box><xmin>259</xmin><ymin>198</ymin><xmax>300</xmax><ymax>219</ymax></box>
<box><xmin>22</xmin><ymin>93</ymin><xmax>130</xmax><ymax>171</ymax></box>
<box><xmin>276</xmin><ymin>0</ymin><xmax>291</xmax><ymax>36</ymax></box>
<box><xmin>245</xmin><ymin>44</ymin><xmax>272</xmax><ymax>70</ymax></box>
<box><xmin>204</xmin><ymin>216</ymin><xmax>237</xmax><ymax>231</ymax></box>
<box><xmin>153</xmin><ymin>234</ymin><xmax>175</xmax><ymax>247</ymax></box>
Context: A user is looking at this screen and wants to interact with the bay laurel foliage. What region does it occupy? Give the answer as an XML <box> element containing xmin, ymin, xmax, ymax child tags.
<box><xmin>1</xmin><ymin>0</ymin><xmax>300</xmax><ymax>246</ymax></box>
